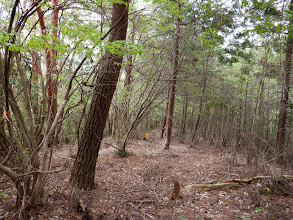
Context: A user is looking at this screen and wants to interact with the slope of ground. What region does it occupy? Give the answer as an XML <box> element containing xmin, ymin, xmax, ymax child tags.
<box><xmin>1</xmin><ymin>130</ymin><xmax>293</xmax><ymax>219</ymax></box>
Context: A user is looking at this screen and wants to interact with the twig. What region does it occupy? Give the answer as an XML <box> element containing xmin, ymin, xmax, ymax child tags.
<box><xmin>65</xmin><ymin>212</ymin><xmax>78</xmax><ymax>219</ymax></box>
<box><xmin>127</xmin><ymin>202</ymin><xmax>155</xmax><ymax>219</ymax></box>
<box><xmin>0</xmin><ymin>178</ymin><xmax>11</xmax><ymax>184</ymax></box>
<box><xmin>103</xmin><ymin>142</ymin><xmax>120</xmax><ymax>150</ymax></box>
<box><xmin>124</xmin><ymin>199</ymin><xmax>153</xmax><ymax>204</ymax></box>
<box><xmin>49</xmin><ymin>183</ymin><xmax>67</xmax><ymax>203</ymax></box>
<box><xmin>16</xmin><ymin>168</ymin><xmax>66</xmax><ymax>179</ymax></box>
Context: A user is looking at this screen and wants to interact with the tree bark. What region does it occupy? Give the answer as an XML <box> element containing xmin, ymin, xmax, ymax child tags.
<box><xmin>236</xmin><ymin>79</ymin><xmax>243</xmax><ymax>148</ymax></box>
<box><xmin>34</xmin><ymin>0</ymin><xmax>59</xmax><ymax>140</ymax></box>
<box><xmin>48</xmin><ymin>0</ymin><xmax>59</xmax><ymax>132</ymax></box>
<box><xmin>117</xmin><ymin>21</ymin><xmax>136</xmax><ymax>152</ymax></box>
<box><xmin>0</xmin><ymin>55</ymin><xmax>9</xmax><ymax>157</ymax></box>
<box><xmin>123</xmin><ymin>21</ymin><xmax>136</xmax><ymax>118</ymax></box>
<box><xmin>191</xmin><ymin>71</ymin><xmax>207</xmax><ymax>142</ymax></box>
<box><xmin>70</xmin><ymin>0</ymin><xmax>129</xmax><ymax>190</ymax></box>
<box><xmin>160</xmin><ymin>88</ymin><xmax>169</xmax><ymax>138</ymax></box>
<box><xmin>276</xmin><ymin>0</ymin><xmax>293</xmax><ymax>158</ymax></box>
<box><xmin>31</xmin><ymin>49</ymin><xmax>41</xmax><ymax>115</ymax></box>
<box><xmin>163</xmin><ymin>5</ymin><xmax>180</xmax><ymax>150</ymax></box>
<box><xmin>180</xmin><ymin>89</ymin><xmax>188</xmax><ymax>135</ymax></box>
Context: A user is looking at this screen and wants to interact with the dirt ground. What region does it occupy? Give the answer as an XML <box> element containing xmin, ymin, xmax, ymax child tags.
<box><xmin>1</xmin><ymin>130</ymin><xmax>293</xmax><ymax>220</ymax></box>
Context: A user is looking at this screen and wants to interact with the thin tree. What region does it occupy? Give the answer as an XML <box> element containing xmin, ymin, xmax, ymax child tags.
<box><xmin>112</xmin><ymin>20</ymin><xmax>136</xmax><ymax>149</ymax></box>
<box><xmin>163</xmin><ymin>1</ymin><xmax>180</xmax><ymax>150</ymax></box>
<box><xmin>70</xmin><ymin>0</ymin><xmax>130</xmax><ymax>190</ymax></box>
<box><xmin>191</xmin><ymin>70</ymin><xmax>207</xmax><ymax>143</ymax></box>
<box><xmin>33</xmin><ymin>0</ymin><xmax>59</xmax><ymax>139</ymax></box>
<box><xmin>276</xmin><ymin>0</ymin><xmax>293</xmax><ymax>159</ymax></box>
<box><xmin>48</xmin><ymin>0</ymin><xmax>59</xmax><ymax>129</ymax></box>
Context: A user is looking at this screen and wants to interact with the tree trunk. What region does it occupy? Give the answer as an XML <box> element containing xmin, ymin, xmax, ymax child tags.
<box><xmin>237</xmin><ymin>79</ymin><xmax>243</xmax><ymax>148</ymax></box>
<box><xmin>0</xmin><ymin>64</ymin><xmax>9</xmax><ymax>156</ymax></box>
<box><xmin>191</xmin><ymin>71</ymin><xmax>207</xmax><ymax>142</ymax></box>
<box><xmin>34</xmin><ymin>0</ymin><xmax>59</xmax><ymax>145</ymax></box>
<box><xmin>163</xmin><ymin>5</ymin><xmax>180</xmax><ymax>150</ymax></box>
<box><xmin>123</xmin><ymin>21</ymin><xmax>136</xmax><ymax>115</ymax></box>
<box><xmin>31</xmin><ymin>49</ymin><xmax>41</xmax><ymax>117</ymax></box>
<box><xmin>48</xmin><ymin>0</ymin><xmax>59</xmax><ymax>142</ymax></box>
<box><xmin>119</xmin><ymin>21</ymin><xmax>136</xmax><ymax>152</ymax></box>
<box><xmin>276</xmin><ymin>0</ymin><xmax>293</xmax><ymax>159</ymax></box>
<box><xmin>242</xmin><ymin>75</ymin><xmax>249</xmax><ymax>145</ymax></box>
<box><xmin>180</xmin><ymin>89</ymin><xmax>188</xmax><ymax>135</ymax></box>
<box><xmin>70</xmin><ymin>0</ymin><xmax>129</xmax><ymax>190</ymax></box>
<box><xmin>160</xmin><ymin>89</ymin><xmax>169</xmax><ymax>138</ymax></box>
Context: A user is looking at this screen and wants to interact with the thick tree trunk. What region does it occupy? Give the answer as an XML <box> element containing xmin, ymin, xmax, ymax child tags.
<box><xmin>163</xmin><ymin>7</ymin><xmax>180</xmax><ymax>150</ymax></box>
<box><xmin>70</xmin><ymin>0</ymin><xmax>129</xmax><ymax>190</ymax></box>
<box><xmin>276</xmin><ymin>1</ymin><xmax>293</xmax><ymax>158</ymax></box>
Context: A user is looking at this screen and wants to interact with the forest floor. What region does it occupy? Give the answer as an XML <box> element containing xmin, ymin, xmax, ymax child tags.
<box><xmin>1</xmin><ymin>130</ymin><xmax>293</xmax><ymax>220</ymax></box>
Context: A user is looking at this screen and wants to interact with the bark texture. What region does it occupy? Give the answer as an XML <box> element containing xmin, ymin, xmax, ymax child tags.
<box><xmin>276</xmin><ymin>0</ymin><xmax>293</xmax><ymax>157</ymax></box>
<box><xmin>0</xmin><ymin>57</ymin><xmax>9</xmax><ymax>156</ymax></box>
<box><xmin>34</xmin><ymin>0</ymin><xmax>59</xmax><ymax>131</ymax></box>
<box><xmin>163</xmin><ymin>7</ymin><xmax>180</xmax><ymax>150</ymax></box>
<box><xmin>48</xmin><ymin>0</ymin><xmax>59</xmax><ymax>128</ymax></box>
<box><xmin>70</xmin><ymin>0</ymin><xmax>129</xmax><ymax>189</ymax></box>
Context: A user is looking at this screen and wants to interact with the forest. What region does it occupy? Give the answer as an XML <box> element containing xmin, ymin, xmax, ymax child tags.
<box><xmin>0</xmin><ymin>0</ymin><xmax>293</xmax><ymax>219</ymax></box>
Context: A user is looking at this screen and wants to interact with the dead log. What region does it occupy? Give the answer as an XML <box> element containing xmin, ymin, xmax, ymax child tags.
<box><xmin>184</xmin><ymin>175</ymin><xmax>293</xmax><ymax>191</ymax></box>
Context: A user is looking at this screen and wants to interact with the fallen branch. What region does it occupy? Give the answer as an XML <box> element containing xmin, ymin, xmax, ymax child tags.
<box><xmin>184</xmin><ymin>175</ymin><xmax>293</xmax><ymax>191</ymax></box>
<box><xmin>185</xmin><ymin>182</ymin><xmax>240</xmax><ymax>191</ymax></box>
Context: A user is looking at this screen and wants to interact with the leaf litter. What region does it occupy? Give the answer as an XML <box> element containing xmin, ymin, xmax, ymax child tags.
<box><xmin>1</xmin><ymin>129</ymin><xmax>293</xmax><ymax>219</ymax></box>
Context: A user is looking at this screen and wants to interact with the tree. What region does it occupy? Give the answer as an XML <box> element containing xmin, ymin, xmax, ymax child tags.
<box><xmin>70</xmin><ymin>0</ymin><xmax>130</xmax><ymax>190</ymax></box>
<box><xmin>191</xmin><ymin>69</ymin><xmax>207</xmax><ymax>143</ymax></box>
<box><xmin>276</xmin><ymin>0</ymin><xmax>293</xmax><ymax>160</ymax></box>
<box><xmin>0</xmin><ymin>1</ymin><xmax>89</xmax><ymax>215</ymax></box>
<box><xmin>33</xmin><ymin>0</ymin><xmax>59</xmax><ymax>144</ymax></box>
<box><xmin>111</xmin><ymin>19</ymin><xmax>137</xmax><ymax>151</ymax></box>
<box><xmin>163</xmin><ymin>1</ymin><xmax>181</xmax><ymax>150</ymax></box>
<box><xmin>48</xmin><ymin>0</ymin><xmax>59</xmax><ymax>130</ymax></box>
